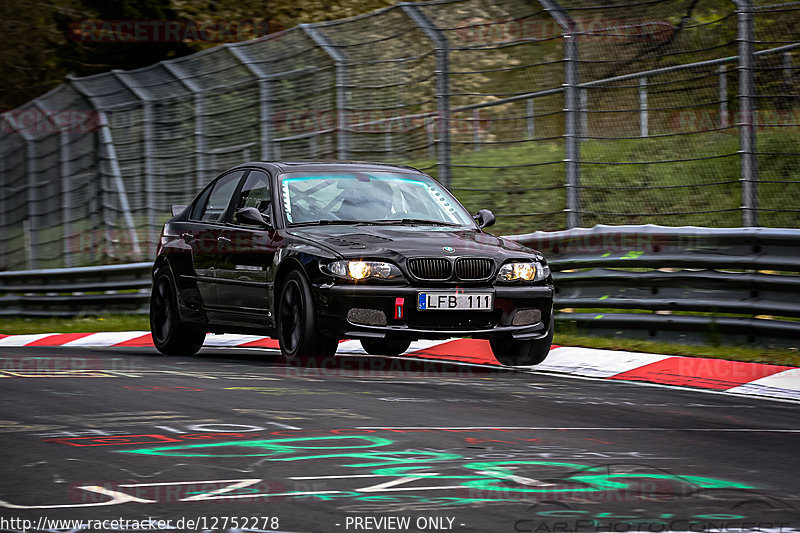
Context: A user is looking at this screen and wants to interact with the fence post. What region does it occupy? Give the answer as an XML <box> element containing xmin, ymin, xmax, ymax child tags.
<box><xmin>60</xmin><ymin>129</ymin><xmax>72</xmax><ymax>267</ymax></box>
<box><xmin>5</xmin><ymin>113</ymin><xmax>39</xmax><ymax>268</ymax></box>
<box><xmin>0</xmin><ymin>135</ymin><xmax>5</xmax><ymax>267</ymax></box>
<box><xmin>161</xmin><ymin>62</ymin><xmax>207</xmax><ymax>190</ymax></box>
<box><xmin>302</xmin><ymin>25</ymin><xmax>349</xmax><ymax>160</ymax></box>
<box><xmin>25</xmin><ymin>140</ymin><xmax>37</xmax><ymax>269</ymax></box>
<box><xmin>719</xmin><ymin>65</ymin><xmax>729</xmax><ymax>128</ymax></box>
<box><xmin>783</xmin><ymin>51</ymin><xmax>794</xmax><ymax>92</ymax></box>
<box><xmin>426</xmin><ymin>117</ymin><xmax>436</xmax><ymax>159</ymax></box>
<box><xmin>385</xmin><ymin>118</ymin><xmax>393</xmax><ymax>156</ymax></box>
<box><xmin>527</xmin><ymin>98</ymin><xmax>535</xmax><ymax>139</ymax></box>
<box><xmin>402</xmin><ymin>4</ymin><xmax>452</xmax><ymax>187</ymax></box>
<box><xmin>639</xmin><ymin>77</ymin><xmax>648</xmax><ymax>137</ymax></box>
<box><xmin>473</xmin><ymin>109</ymin><xmax>481</xmax><ymax>151</ymax></box>
<box><xmin>95</xmin><ymin>111</ymin><xmax>142</xmax><ymax>260</ymax></box>
<box><xmin>228</xmin><ymin>45</ymin><xmax>273</xmax><ymax>160</ymax></box>
<box><xmin>69</xmin><ymin>77</ymin><xmax>143</xmax><ymax>261</ymax></box>
<box><xmin>539</xmin><ymin>0</ymin><xmax>581</xmax><ymax>228</ymax></box>
<box><xmin>33</xmin><ymin>99</ymin><xmax>72</xmax><ymax>267</ymax></box>
<box><xmin>579</xmin><ymin>88</ymin><xmax>588</xmax><ymax>139</ymax></box>
<box><xmin>113</xmin><ymin>71</ymin><xmax>155</xmax><ymax>258</ymax></box>
<box><xmin>732</xmin><ymin>0</ymin><xmax>759</xmax><ymax>226</ymax></box>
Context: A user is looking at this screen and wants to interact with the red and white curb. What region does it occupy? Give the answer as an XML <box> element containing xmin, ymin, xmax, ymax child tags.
<box><xmin>0</xmin><ymin>332</ymin><xmax>797</xmax><ymax>401</ymax></box>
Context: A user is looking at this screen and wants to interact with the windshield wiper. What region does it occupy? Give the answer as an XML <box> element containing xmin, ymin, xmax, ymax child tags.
<box><xmin>289</xmin><ymin>220</ymin><xmax>364</xmax><ymax>227</ymax></box>
<box><xmin>359</xmin><ymin>219</ymin><xmax>463</xmax><ymax>227</ymax></box>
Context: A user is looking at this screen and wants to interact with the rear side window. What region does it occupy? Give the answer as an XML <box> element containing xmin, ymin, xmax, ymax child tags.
<box><xmin>197</xmin><ymin>171</ymin><xmax>244</xmax><ymax>223</ymax></box>
<box><xmin>190</xmin><ymin>187</ymin><xmax>212</xmax><ymax>221</ymax></box>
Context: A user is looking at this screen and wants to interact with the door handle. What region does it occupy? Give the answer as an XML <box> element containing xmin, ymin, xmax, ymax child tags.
<box><xmin>181</xmin><ymin>232</ymin><xmax>193</xmax><ymax>242</ymax></box>
<box><xmin>218</xmin><ymin>236</ymin><xmax>232</xmax><ymax>244</ymax></box>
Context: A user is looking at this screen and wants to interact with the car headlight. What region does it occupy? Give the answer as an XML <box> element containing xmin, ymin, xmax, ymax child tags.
<box><xmin>327</xmin><ymin>260</ymin><xmax>402</xmax><ymax>280</ymax></box>
<box><xmin>496</xmin><ymin>261</ymin><xmax>549</xmax><ymax>282</ymax></box>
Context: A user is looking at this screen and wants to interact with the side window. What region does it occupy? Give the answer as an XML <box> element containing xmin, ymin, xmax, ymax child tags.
<box><xmin>198</xmin><ymin>171</ymin><xmax>244</xmax><ymax>223</ymax></box>
<box><xmin>190</xmin><ymin>187</ymin><xmax>212</xmax><ymax>221</ymax></box>
<box><xmin>232</xmin><ymin>170</ymin><xmax>272</xmax><ymax>225</ymax></box>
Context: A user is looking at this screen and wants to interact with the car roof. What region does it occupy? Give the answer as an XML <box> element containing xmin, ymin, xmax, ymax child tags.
<box><xmin>236</xmin><ymin>160</ymin><xmax>423</xmax><ymax>175</ymax></box>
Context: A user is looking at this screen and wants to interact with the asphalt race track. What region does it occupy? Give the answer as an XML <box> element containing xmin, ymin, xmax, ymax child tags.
<box><xmin>0</xmin><ymin>345</ymin><xmax>798</xmax><ymax>533</ymax></box>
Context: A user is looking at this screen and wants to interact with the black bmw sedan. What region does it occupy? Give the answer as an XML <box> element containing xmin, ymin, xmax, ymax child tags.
<box><xmin>150</xmin><ymin>161</ymin><xmax>554</xmax><ymax>366</ymax></box>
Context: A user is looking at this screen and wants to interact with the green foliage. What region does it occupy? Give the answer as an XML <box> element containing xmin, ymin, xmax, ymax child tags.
<box><xmin>411</xmin><ymin>129</ymin><xmax>799</xmax><ymax>236</ymax></box>
<box><xmin>0</xmin><ymin>0</ymin><xmax>395</xmax><ymax>110</ymax></box>
<box><xmin>555</xmin><ymin>333</ymin><xmax>800</xmax><ymax>367</ymax></box>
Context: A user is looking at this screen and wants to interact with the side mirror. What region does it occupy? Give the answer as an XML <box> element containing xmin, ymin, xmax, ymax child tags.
<box><xmin>236</xmin><ymin>207</ymin><xmax>270</xmax><ymax>228</ymax></box>
<box><xmin>473</xmin><ymin>209</ymin><xmax>496</xmax><ymax>229</ymax></box>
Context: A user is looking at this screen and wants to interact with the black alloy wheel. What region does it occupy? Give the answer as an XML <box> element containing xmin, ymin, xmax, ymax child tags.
<box><xmin>150</xmin><ymin>268</ymin><xmax>205</xmax><ymax>356</ymax></box>
<box><xmin>489</xmin><ymin>316</ymin><xmax>553</xmax><ymax>366</ymax></box>
<box><xmin>277</xmin><ymin>270</ymin><xmax>338</xmax><ymax>362</ymax></box>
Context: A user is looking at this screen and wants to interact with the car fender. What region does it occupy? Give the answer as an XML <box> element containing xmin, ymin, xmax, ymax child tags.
<box><xmin>153</xmin><ymin>253</ymin><xmax>208</xmax><ymax>325</ymax></box>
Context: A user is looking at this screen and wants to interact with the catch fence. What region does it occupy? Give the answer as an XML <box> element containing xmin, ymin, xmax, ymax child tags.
<box><xmin>0</xmin><ymin>0</ymin><xmax>798</xmax><ymax>270</ymax></box>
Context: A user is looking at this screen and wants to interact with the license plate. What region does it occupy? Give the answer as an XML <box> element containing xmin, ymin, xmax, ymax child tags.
<box><xmin>417</xmin><ymin>292</ymin><xmax>493</xmax><ymax>311</ymax></box>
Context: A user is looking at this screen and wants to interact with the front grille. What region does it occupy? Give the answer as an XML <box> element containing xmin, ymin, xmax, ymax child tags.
<box><xmin>455</xmin><ymin>258</ymin><xmax>492</xmax><ymax>280</ymax></box>
<box><xmin>347</xmin><ymin>308</ymin><xmax>387</xmax><ymax>326</ymax></box>
<box><xmin>407</xmin><ymin>258</ymin><xmax>452</xmax><ymax>280</ymax></box>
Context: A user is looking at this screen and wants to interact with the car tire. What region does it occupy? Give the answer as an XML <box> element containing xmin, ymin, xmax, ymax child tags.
<box><xmin>150</xmin><ymin>268</ymin><xmax>205</xmax><ymax>356</ymax></box>
<box><xmin>360</xmin><ymin>338</ymin><xmax>411</xmax><ymax>356</ymax></box>
<box><xmin>489</xmin><ymin>316</ymin><xmax>553</xmax><ymax>366</ymax></box>
<box><xmin>278</xmin><ymin>270</ymin><xmax>338</xmax><ymax>362</ymax></box>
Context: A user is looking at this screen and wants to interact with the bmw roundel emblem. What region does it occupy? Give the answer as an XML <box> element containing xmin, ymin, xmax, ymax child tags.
<box><xmin>443</xmin><ymin>246</ymin><xmax>455</xmax><ymax>253</ymax></box>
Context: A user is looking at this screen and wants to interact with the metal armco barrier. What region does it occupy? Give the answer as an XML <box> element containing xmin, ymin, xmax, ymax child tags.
<box><xmin>0</xmin><ymin>262</ymin><xmax>151</xmax><ymax>317</ymax></box>
<box><xmin>2</xmin><ymin>226</ymin><xmax>799</xmax><ymax>347</ymax></box>
<box><xmin>510</xmin><ymin>225</ymin><xmax>800</xmax><ymax>347</ymax></box>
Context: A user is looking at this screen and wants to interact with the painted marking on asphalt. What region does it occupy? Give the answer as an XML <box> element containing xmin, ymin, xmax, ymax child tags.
<box><xmin>404</xmin><ymin>339</ymin><xmax>497</xmax><ymax>365</ymax></box>
<box><xmin>113</xmin><ymin>333</ymin><xmax>154</xmax><ymax>347</ymax></box>
<box><xmin>204</xmin><ymin>334</ymin><xmax>274</xmax><ymax>347</ymax></box>
<box><xmin>25</xmin><ymin>332</ymin><xmax>96</xmax><ymax>346</ymax></box>
<box><xmin>237</xmin><ymin>337</ymin><xmax>281</xmax><ymax>349</ymax></box>
<box><xmin>609</xmin><ymin>356</ymin><xmax>794</xmax><ymax>390</ymax></box>
<box><xmin>62</xmin><ymin>331</ymin><xmax>150</xmax><ymax>347</ymax></box>
<box><xmin>0</xmin><ymin>334</ymin><xmax>58</xmax><ymax>346</ymax></box>
<box><xmin>536</xmin><ymin>346</ymin><xmax>670</xmax><ymax>377</ymax></box>
<box><xmin>1</xmin><ymin>370</ymin><xmax>117</xmax><ymax>378</ymax></box>
<box><xmin>725</xmin><ymin>367</ymin><xmax>800</xmax><ymax>399</ymax></box>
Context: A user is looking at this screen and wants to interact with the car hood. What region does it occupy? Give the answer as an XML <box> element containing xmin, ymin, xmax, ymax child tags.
<box><xmin>287</xmin><ymin>225</ymin><xmax>543</xmax><ymax>262</ymax></box>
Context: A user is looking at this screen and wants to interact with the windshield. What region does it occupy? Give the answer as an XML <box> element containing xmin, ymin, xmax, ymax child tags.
<box><xmin>278</xmin><ymin>171</ymin><xmax>476</xmax><ymax>227</ymax></box>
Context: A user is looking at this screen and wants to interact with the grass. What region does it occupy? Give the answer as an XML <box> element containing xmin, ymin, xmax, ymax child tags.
<box><xmin>1</xmin><ymin>314</ymin><xmax>796</xmax><ymax>367</ymax></box>
<box><xmin>406</xmin><ymin>129</ymin><xmax>800</xmax><ymax>236</ymax></box>
<box><xmin>556</xmin><ymin>333</ymin><xmax>800</xmax><ymax>367</ymax></box>
<box><xmin>0</xmin><ymin>315</ymin><xmax>149</xmax><ymax>335</ymax></box>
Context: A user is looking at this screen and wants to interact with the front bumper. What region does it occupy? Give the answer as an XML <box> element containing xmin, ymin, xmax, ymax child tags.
<box><xmin>314</xmin><ymin>282</ymin><xmax>554</xmax><ymax>341</ymax></box>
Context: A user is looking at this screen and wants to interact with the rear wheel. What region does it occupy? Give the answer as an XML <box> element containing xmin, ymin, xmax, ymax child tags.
<box><xmin>360</xmin><ymin>338</ymin><xmax>411</xmax><ymax>356</ymax></box>
<box><xmin>278</xmin><ymin>270</ymin><xmax>338</xmax><ymax>362</ymax></box>
<box><xmin>150</xmin><ymin>268</ymin><xmax>205</xmax><ymax>356</ymax></box>
<box><xmin>490</xmin><ymin>316</ymin><xmax>553</xmax><ymax>366</ymax></box>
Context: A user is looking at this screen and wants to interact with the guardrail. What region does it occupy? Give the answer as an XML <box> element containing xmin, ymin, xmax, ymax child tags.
<box><xmin>510</xmin><ymin>225</ymin><xmax>800</xmax><ymax>347</ymax></box>
<box><xmin>2</xmin><ymin>226</ymin><xmax>799</xmax><ymax>347</ymax></box>
<box><xmin>0</xmin><ymin>262</ymin><xmax>151</xmax><ymax>317</ymax></box>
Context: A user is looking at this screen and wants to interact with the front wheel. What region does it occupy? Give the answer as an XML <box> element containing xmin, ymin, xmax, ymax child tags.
<box><xmin>360</xmin><ymin>338</ymin><xmax>411</xmax><ymax>356</ymax></box>
<box><xmin>490</xmin><ymin>317</ymin><xmax>553</xmax><ymax>367</ymax></box>
<box><xmin>150</xmin><ymin>268</ymin><xmax>205</xmax><ymax>356</ymax></box>
<box><xmin>277</xmin><ymin>270</ymin><xmax>338</xmax><ymax>363</ymax></box>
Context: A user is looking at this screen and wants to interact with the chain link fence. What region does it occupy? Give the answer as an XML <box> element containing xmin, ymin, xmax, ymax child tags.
<box><xmin>1</xmin><ymin>0</ymin><xmax>798</xmax><ymax>270</ymax></box>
